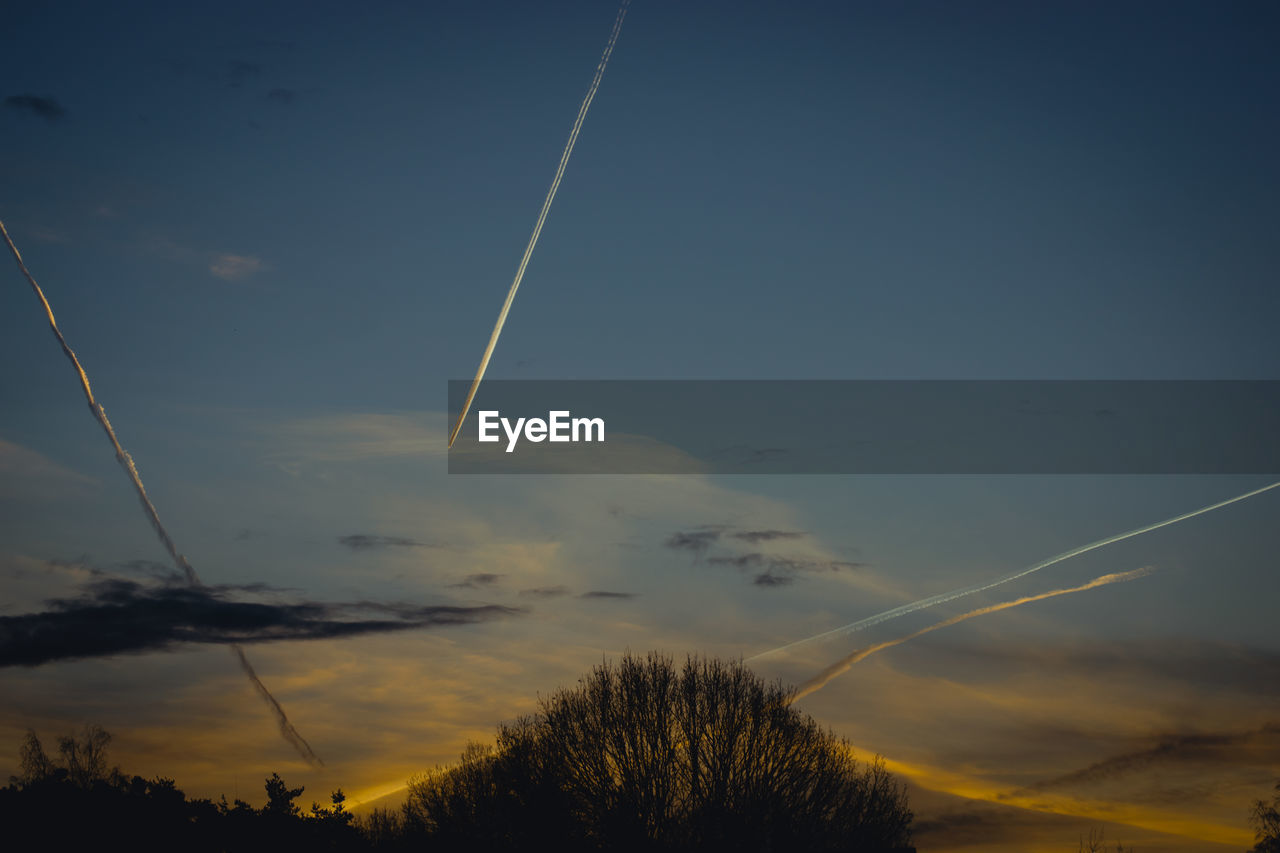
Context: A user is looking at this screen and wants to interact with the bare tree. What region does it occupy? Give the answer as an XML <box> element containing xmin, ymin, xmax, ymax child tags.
<box><xmin>1253</xmin><ymin>782</ymin><xmax>1280</xmax><ymax>853</ymax></box>
<box><xmin>1079</xmin><ymin>827</ymin><xmax>1134</xmax><ymax>853</ymax></box>
<box><xmin>57</xmin><ymin>724</ymin><xmax>111</xmax><ymax>788</ymax></box>
<box><xmin>13</xmin><ymin>725</ymin><xmax>113</xmax><ymax>788</ymax></box>
<box><xmin>407</xmin><ymin>652</ymin><xmax>914</xmax><ymax>851</ymax></box>
<box><xmin>16</xmin><ymin>730</ymin><xmax>53</xmax><ymax>784</ymax></box>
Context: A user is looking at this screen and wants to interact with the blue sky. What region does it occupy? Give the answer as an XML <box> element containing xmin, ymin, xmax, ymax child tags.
<box><xmin>3</xmin><ymin>3</ymin><xmax>1279</xmax><ymax>850</ymax></box>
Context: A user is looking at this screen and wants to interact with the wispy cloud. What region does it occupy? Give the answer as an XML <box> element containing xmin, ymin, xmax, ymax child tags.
<box><xmin>337</xmin><ymin>534</ymin><xmax>427</xmax><ymax>551</ymax></box>
<box><xmin>519</xmin><ymin>585</ymin><xmax>571</xmax><ymax>598</ymax></box>
<box><xmin>449</xmin><ymin>573</ymin><xmax>503</xmax><ymax>589</ymax></box>
<box><xmin>579</xmin><ymin>590</ymin><xmax>636</xmax><ymax>600</ymax></box>
<box><xmin>4</xmin><ymin>94</ymin><xmax>65</xmax><ymax>122</ymax></box>
<box><xmin>209</xmin><ymin>253</ymin><xmax>263</xmax><ymax>280</ymax></box>
<box><xmin>730</xmin><ymin>530</ymin><xmax>805</xmax><ymax>544</ymax></box>
<box><xmin>0</xmin><ymin>437</ymin><xmax>98</xmax><ymax>500</ymax></box>
<box><xmin>1018</xmin><ymin>721</ymin><xmax>1280</xmax><ymax>793</ymax></box>
<box><xmin>663</xmin><ymin>529</ymin><xmax>723</xmax><ymax>553</ymax></box>
<box><xmin>666</xmin><ymin>525</ymin><xmax>862</xmax><ymax>587</ymax></box>
<box><xmin>261</xmin><ymin>412</ymin><xmax>447</xmax><ymax>466</ymax></box>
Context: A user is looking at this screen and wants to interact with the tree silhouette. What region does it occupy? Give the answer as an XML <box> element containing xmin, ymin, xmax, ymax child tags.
<box><xmin>1252</xmin><ymin>781</ymin><xmax>1280</xmax><ymax>853</ymax></box>
<box><xmin>263</xmin><ymin>771</ymin><xmax>305</xmax><ymax>817</ymax></box>
<box><xmin>4</xmin><ymin>727</ymin><xmax>358</xmax><ymax>852</ymax></box>
<box><xmin>57</xmin><ymin>724</ymin><xmax>112</xmax><ymax>788</ymax></box>
<box><xmin>406</xmin><ymin>652</ymin><xmax>914</xmax><ymax>851</ymax></box>
<box><xmin>1079</xmin><ymin>827</ymin><xmax>1134</xmax><ymax>853</ymax></box>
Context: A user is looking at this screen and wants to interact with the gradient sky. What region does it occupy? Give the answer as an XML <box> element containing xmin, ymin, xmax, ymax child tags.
<box><xmin>2</xmin><ymin>2</ymin><xmax>1278</xmax><ymax>850</ymax></box>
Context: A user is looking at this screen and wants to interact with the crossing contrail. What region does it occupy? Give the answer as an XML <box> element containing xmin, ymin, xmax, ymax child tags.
<box><xmin>448</xmin><ymin>0</ymin><xmax>630</xmax><ymax>449</ymax></box>
<box><xmin>749</xmin><ymin>480</ymin><xmax>1280</xmax><ymax>662</ymax></box>
<box><xmin>788</xmin><ymin>567</ymin><xmax>1154</xmax><ymax>704</ymax></box>
<box><xmin>2</xmin><ymin>220</ymin><xmax>323</xmax><ymax>768</ymax></box>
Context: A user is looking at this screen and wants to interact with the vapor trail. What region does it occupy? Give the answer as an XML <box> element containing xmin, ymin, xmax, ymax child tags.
<box><xmin>788</xmin><ymin>567</ymin><xmax>1153</xmax><ymax>704</ymax></box>
<box><xmin>448</xmin><ymin>0</ymin><xmax>630</xmax><ymax>449</ymax></box>
<box><xmin>749</xmin><ymin>480</ymin><xmax>1279</xmax><ymax>662</ymax></box>
<box><xmin>233</xmin><ymin>647</ymin><xmax>322</xmax><ymax>765</ymax></box>
<box><xmin>2</xmin><ymin>220</ymin><xmax>323</xmax><ymax>768</ymax></box>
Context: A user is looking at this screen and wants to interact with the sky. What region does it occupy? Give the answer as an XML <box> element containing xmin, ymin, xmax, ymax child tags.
<box><xmin>2</xmin><ymin>1</ymin><xmax>1279</xmax><ymax>850</ymax></box>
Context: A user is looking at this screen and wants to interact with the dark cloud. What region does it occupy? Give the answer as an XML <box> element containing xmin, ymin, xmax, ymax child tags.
<box><xmin>664</xmin><ymin>530</ymin><xmax>721</xmax><ymax>553</ymax></box>
<box><xmin>0</xmin><ymin>577</ymin><xmax>521</xmax><ymax>667</ymax></box>
<box><xmin>337</xmin><ymin>534</ymin><xmax>425</xmax><ymax>551</ymax></box>
<box><xmin>579</xmin><ymin>591</ymin><xmax>636</xmax><ymax>600</ymax></box>
<box><xmin>266</xmin><ymin>88</ymin><xmax>296</xmax><ymax>105</ymax></box>
<box><xmin>730</xmin><ymin>530</ymin><xmax>805</xmax><ymax>544</ymax></box>
<box><xmin>913</xmin><ymin>803</ymin><xmax>1080</xmax><ymax>846</ymax></box>
<box><xmin>1017</xmin><ymin>721</ymin><xmax>1280</xmax><ymax>793</ymax></box>
<box><xmin>913</xmin><ymin>808</ymin><xmax>1015</xmax><ymax>841</ymax></box>
<box><xmin>707</xmin><ymin>552</ymin><xmax>863</xmax><ymax>583</ymax></box>
<box><xmin>707</xmin><ymin>553</ymin><xmax>763</xmax><ymax>568</ymax></box>
<box><xmin>449</xmin><ymin>573</ymin><xmax>503</xmax><ymax>589</ymax></box>
<box><xmin>4</xmin><ymin>94</ymin><xmax>65</xmax><ymax>122</ymax></box>
<box><xmin>519</xmin><ymin>586</ymin><xmax>570</xmax><ymax>599</ymax></box>
<box><xmin>666</xmin><ymin>527</ymin><xmax>862</xmax><ymax>587</ymax></box>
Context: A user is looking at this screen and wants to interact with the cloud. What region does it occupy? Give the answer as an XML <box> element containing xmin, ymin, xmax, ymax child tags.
<box><xmin>664</xmin><ymin>526</ymin><xmax>862</xmax><ymax>586</ymax></box>
<box><xmin>337</xmin><ymin>534</ymin><xmax>426</xmax><ymax>551</ymax></box>
<box><xmin>4</xmin><ymin>94</ymin><xmax>65</xmax><ymax>122</ymax></box>
<box><xmin>519</xmin><ymin>586</ymin><xmax>570</xmax><ymax>598</ymax></box>
<box><xmin>209</xmin><ymin>254</ymin><xmax>263</xmax><ymax>280</ymax></box>
<box><xmin>1019</xmin><ymin>722</ymin><xmax>1280</xmax><ymax>793</ymax></box>
<box><xmin>705</xmin><ymin>552</ymin><xmax>864</xmax><ymax>588</ymax></box>
<box><xmin>0</xmin><ymin>576</ymin><xmax>522</xmax><ymax>667</ymax></box>
<box><xmin>0</xmin><ymin>437</ymin><xmax>98</xmax><ymax>500</ymax></box>
<box><xmin>663</xmin><ymin>529</ymin><xmax>722</xmax><ymax>553</ymax></box>
<box><xmin>912</xmin><ymin>803</ymin><xmax>1082</xmax><ymax>848</ymax></box>
<box><xmin>578</xmin><ymin>591</ymin><xmax>636</xmax><ymax>600</ymax></box>
<box><xmin>449</xmin><ymin>573</ymin><xmax>503</xmax><ymax>589</ymax></box>
<box><xmin>266</xmin><ymin>88</ymin><xmax>296</xmax><ymax>105</ymax></box>
<box><xmin>730</xmin><ymin>530</ymin><xmax>806</xmax><ymax>544</ymax></box>
<box><xmin>261</xmin><ymin>412</ymin><xmax>448</xmax><ymax>466</ymax></box>
<box><xmin>111</xmin><ymin>559</ymin><xmax>185</xmax><ymax>583</ymax></box>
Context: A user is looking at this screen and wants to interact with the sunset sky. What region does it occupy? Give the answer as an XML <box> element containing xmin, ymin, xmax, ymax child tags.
<box><xmin>2</xmin><ymin>2</ymin><xmax>1278</xmax><ymax>850</ymax></box>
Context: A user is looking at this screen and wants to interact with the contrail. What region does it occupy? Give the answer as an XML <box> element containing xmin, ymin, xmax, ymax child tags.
<box><xmin>788</xmin><ymin>567</ymin><xmax>1154</xmax><ymax>704</ymax></box>
<box><xmin>749</xmin><ymin>480</ymin><xmax>1279</xmax><ymax>662</ymax></box>
<box><xmin>233</xmin><ymin>647</ymin><xmax>322</xmax><ymax>765</ymax></box>
<box><xmin>2</xmin><ymin>220</ymin><xmax>324</xmax><ymax>768</ymax></box>
<box><xmin>447</xmin><ymin>0</ymin><xmax>630</xmax><ymax>449</ymax></box>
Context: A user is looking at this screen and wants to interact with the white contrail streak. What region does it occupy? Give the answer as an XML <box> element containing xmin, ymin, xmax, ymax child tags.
<box><xmin>2</xmin><ymin>220</ymin><xmax>323</xmax><ymax>768</ymax></box>
<box><xmin>448</xmin><ymin>0</ymin><xmax>630</xmax><ymax>449</ymax></box>
<box><xmin>749</xmin><ymin>480</ymin><xmax>1279</xmax><ymax>662</ymax></box>
<box><xmin>788</xmin><ymin>567</ymin><xmax>1154</xmax><ymax>704</ymax></box>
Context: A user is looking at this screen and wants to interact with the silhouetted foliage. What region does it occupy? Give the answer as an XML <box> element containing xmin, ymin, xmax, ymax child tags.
<box><xmin>1252</xmin><ymin>781</ymin><xmax>1280</xmax><ymax>853</ymax></box>
<box><xmin>2</xmin><ymin>727</ymin><xmax>360</xmax><ymax>852</ymax></box>
<box><xmin>5</xmin><ymin>719</ymin><xmax>1276</xmax><ymax>850</ymax></box>
<box><xmin>403</xmin><ymin>652</ymin><xmax>915</xmax><ymax>851</ymax></box>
